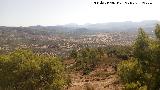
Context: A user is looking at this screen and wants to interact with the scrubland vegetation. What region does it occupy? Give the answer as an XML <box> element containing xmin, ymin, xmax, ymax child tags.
<box><xmin>0</xmin><ymin>24</ymin><xmax>160</xmax><ymax>90</ymax></box>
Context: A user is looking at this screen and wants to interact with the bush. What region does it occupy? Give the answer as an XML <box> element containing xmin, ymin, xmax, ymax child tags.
<box><xmin>117</xmin><ymin>58</ymin><xmax>143</xmax><ymax>84</ymax></box>
<box><xmin>125</xmin><ymin>82</ymin><xmax>147</xmax><ymax>90</ymax></box>
<box><xmin>0</xmin><ymin>50</ymin><xmax>68</xmax><ymax>90</ymax></box>
<box><xmin>125</xmin><ymin>82</ymin><xmax>141</xmax><ymax>90</ymax></box>
<box><xmin>73</xmin><ymin>48</ymin><xmax>104</xmax><ymax>75</ymax></box>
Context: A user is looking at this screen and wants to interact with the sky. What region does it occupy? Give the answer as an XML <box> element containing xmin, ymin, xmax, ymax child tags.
<box><xmin>0</xmin><ymin>0</ymin><xmax>160</xmax><ymax>26</ymax></box>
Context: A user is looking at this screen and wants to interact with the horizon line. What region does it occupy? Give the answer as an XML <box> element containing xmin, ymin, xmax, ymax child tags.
<box><xmin>0</xmin><ymin>20</ymin><xmax>159</xmax><ymax>27</ymax></box>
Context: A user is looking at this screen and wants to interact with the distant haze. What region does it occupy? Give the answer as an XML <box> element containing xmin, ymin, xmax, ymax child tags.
<box><xmin>0</xmin><ymin>0</ymin><xmax>160</xmax><ymax>26</ymax></box>
<box><xmin>28</xmin><ymin>20</ymin><xmax>160</xmax><ymax>33</ymax></box>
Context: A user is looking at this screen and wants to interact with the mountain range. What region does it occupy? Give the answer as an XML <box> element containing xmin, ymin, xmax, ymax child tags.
<box><xmin>1</xmin><ymin>20</ymin><xmax>159</xmax><ymax>34</ymax></box>
<box><xmin>28</xmin><ymin>20</ymin><xmax>159</xmax><ymax>33</ymax></box>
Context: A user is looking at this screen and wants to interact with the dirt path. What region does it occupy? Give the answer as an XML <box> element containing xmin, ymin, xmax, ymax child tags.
<box><xmin>68</xmin><ymin>74</ymin><xmax>123</xmax><ymax>90</ymax></box>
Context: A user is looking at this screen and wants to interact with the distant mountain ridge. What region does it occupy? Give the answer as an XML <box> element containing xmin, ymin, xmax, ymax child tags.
<box><xmin>1</xmin><ymin>20</ymin><xmax>160</xmax><ymax>34</ymax></box>
<box><xmin>61</xmin><ymin>20</ymin><xmax>159</xmax><ymax>33</ymax></box>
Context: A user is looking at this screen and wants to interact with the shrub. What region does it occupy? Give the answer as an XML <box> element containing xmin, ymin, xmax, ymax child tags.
<box><xmin>117</xmin><ymin>58</ymin><xmax>143</xmax><ymax>84</ymax></box>
<box><xmin>0</xmin><ymin>50</ymin><xmax>68</xmax><ymax>90</ymax></box>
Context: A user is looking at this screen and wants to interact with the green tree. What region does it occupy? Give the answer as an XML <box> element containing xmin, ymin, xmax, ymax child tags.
<box><xmin>97</xmin><ymin>47</ymin><xmax>104</xmax><ymax>59</ymax></box>
<box><xmin>155</xmin><ymin>24</ymin><xmax>160</xmax><ymax>39</ymax></box>
<box><xmin>133</xmin><ymin>28</ymin><xmax>151</xmax><ymax>72</ymax></box>
<box><xmin>70</xmin><ymin>49</ymin><xmax>78</xmax><ymax>59</ymax></box>
<box><xmin>74</xmin><ymin>48</ymin><xmax>102</xmax><ymax>75</ymax></box>
<box><xmin>149</xmin><ymin>24</ymin><xmax>160</xmax><ymax>89</ymax></box>
<box><xmin>118</xmin><ymin>26</ymin><xmax>160</xmax><ymax>90</ymax></box>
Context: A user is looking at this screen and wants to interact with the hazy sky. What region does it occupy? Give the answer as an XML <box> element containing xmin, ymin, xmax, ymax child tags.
<box><xmin>0</xmin><ymin>0</ymin><xmax>160</xmax><ymax>26</ymax></box>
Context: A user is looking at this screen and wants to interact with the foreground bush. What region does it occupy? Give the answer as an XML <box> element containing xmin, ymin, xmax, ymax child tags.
<box><xmin>0</xmin><ymin>50</ymin><xmax>68</xmax><ymax>90</ymax></box>
<box><xmin>117</xmin><ymin>58</ymin><xmax>143</xmax><ymax>83</ymax></box>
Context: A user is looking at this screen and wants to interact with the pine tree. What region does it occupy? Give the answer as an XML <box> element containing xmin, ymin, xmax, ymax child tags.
<box><xmin>155</xmin><ymin>24</ymin><xmax>160</xmax><ymax>40</ymax></box>
<box><xmin>151</xmin><ymin>24</ymin><xmax>160</xmax><ymax>89</ymax></box>
<box><xmin>133</xmin><ymin>28</ymin><xmax>151</xmax><ymax>72</ymax></box>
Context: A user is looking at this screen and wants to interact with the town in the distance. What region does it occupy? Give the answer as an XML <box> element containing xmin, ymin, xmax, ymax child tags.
<box><xmin>0</xmin><ymin>20</ymin><xmax>157</xmax><ymax>57</ymax></box>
